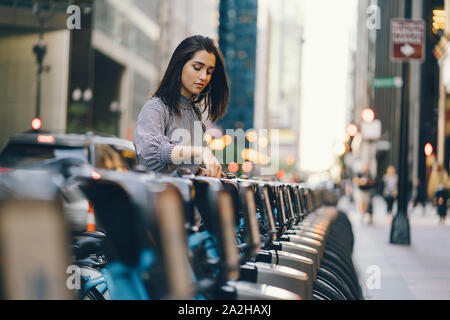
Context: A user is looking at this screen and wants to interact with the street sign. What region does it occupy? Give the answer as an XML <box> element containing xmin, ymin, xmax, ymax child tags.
<box><xmin>372</xmin><ymin>76</ymin><xmax>403</xmax><ymax>89</ymax></box>
<box><xmin>391</xmin><ymin>19</ymin><xmax>425</xmax><ymax>62</ymax></box>
<box><xmin>361</xmin><ymin>119</ymin><xmax>382</xmax><ymax>140</ymax></box>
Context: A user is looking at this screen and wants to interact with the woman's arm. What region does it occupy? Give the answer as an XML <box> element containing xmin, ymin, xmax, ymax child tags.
<box><xmin>135</xmin><ymin>98</ymin><xmax>224</xmax><ymax>178</ymax></box>
<box><xmin>134</xmin><ymin>100</ymin><xmax>175</xmax><ymax>172</ymax></box>
<box><xmin>171</xmin><ymin>145</ymin><xmax>224</xmax><ymax>178</ymax></box>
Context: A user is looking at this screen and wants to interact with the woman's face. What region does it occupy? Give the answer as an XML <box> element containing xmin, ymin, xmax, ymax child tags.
<box><xmin>181</xmin><ymin>50</ymin><xmax>216</xmax><ymax>98</ymax></box>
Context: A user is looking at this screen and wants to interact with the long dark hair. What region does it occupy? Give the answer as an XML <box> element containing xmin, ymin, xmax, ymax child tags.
<box><xmin>153</xmin><ymin>35</ymin><xmax>229</xmax><ymax>122</ymax></box>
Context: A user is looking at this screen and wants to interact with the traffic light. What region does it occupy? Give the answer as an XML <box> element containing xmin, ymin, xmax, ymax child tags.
<box><xmin>432</xmin><ymin>9</ymin><xmax>446</xmax><ymax>36</ymax></box>
<box><xmin>276</xmin><ymin>170</ymin><xmax>286</xmax><ymax>180</ymax></box>
<box><xmin>361</xmin><ymin>108</ymin><xmax>375</xmax><ymax>122</ymax></box>
<box><xmin>31</xmin><ymin>118</ymin><xmax>42</xmax><ymax>131</ymax></box>
<box><xmin>227</xmin><ymin>162</ymin><xmax>239</xmax><ymax>173</ymax></box>
<box><xmin>242</xmin><ymin>161</ymin><xmax>253</xmax><ymax>173</ymax></box>
<box><xmin>424</xmin><ymin>143</ymin><xmax>434</xmax><ymax>157</ymax></box>
<box><xmin>346</xmin><ymin>123</ymin><xmax>358</xmax><ymax>137</ymax></box>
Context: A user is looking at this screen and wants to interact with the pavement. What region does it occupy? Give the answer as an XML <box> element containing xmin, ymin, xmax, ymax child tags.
<box><xmin>337</xmin><ymin>195</ymin><xmax>450</xmax><ymax>300</ymax></box>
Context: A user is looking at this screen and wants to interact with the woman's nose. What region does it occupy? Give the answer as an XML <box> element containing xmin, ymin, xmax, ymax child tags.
<box><xmin>199</xmin><ymin>70</ymin><xmax>207</xmax><ymax>81</ymax></box>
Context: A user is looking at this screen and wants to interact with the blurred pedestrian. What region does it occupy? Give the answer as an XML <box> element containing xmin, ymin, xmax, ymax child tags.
<box><xmin>427</xmin><ymin>163</ymin><xmax>449</xmax><ymax>199</ymax></box>
<box><xmin>434</xmin><ymin>184</ymin><xmax>448</xmax><ymax>224</ymax></box>
<box><xmin>382</xmin><ymin>165</ymin><xmax>398</xmax><ymax>215</ymax></box>
<box><xmin>134</xmin><ymin>35</ymin><xmax>229</xmax><ymax>178</ymax></box>
<box><xmin>343</xmin><ymin>178</ymin><xmax>353</xmax><ymax>202</ymax></box>
<box><xmin>427</xmin><ymin>163</ymin><xmax>449</xmax><ymax>224</ymax></box>
<box><xmin>410</xmin><ymin>177</ymin><xmax>427</xmax><ymax>214</ymax></box>
<box><xmin>353</xmin><ymin>164</ymin><xmax>375</xmax><ymax>224</ymax></box>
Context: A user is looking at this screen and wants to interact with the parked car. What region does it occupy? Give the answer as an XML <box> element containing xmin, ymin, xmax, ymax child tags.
<box><xmin>0</xmin><ymin>131</ymin><xmax>136</xmax><ymax>172</ymax></box>
<box><xmin>0</xmin><ymin>131</ymin><xmax>137</xmax><ymax>233</ymax></box>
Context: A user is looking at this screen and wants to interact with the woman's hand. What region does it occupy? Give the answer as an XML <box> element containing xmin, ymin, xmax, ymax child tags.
<box><xmin>196</xmin><ymin>166</ymin><xmax>226</xmax><ymax>178</ymax></box>
<box><xmin>171</xmin><ymin>145</ymin><xmax>225</xmax><ymax>178</ymax></box>
<box><xmin>201</xmin><ymin>147</ymin><xmax>224</xmax><ymax>178</ymax></box>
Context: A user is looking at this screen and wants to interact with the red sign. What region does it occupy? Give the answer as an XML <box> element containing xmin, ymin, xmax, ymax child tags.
<box><xmin>391</xmin><ymin>19</ymin><xmax>425</xmax><ymax>61</ymax></box>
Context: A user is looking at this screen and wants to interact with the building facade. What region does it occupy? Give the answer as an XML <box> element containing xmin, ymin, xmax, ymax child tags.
<box><xmin>217</xmin><ymin>0</ymin><xmax>258</xmax><ymax>132</ymax></box>
<box><xmin>0</xmin><ymin>0</ymin><xmax>220</xmax><ymax>147</ymax></box>
<box><xmin>68</xmin><ymin>0</ymin><xmax>220</xmax><ymax>140</ymax></box>
<box><xmin>0</xmin><ymin>1</ymin><xmax>69</xmax><ymax>147</ymax></box>
<box><xmin>253</xmin><ymin>0</ymin><xmax>305</xmax><ymax>175</ymax></box>
<box><xmin>352</xmin><ymin>0</ymin><xmax>444</xmax><ymax>192</ymax></box>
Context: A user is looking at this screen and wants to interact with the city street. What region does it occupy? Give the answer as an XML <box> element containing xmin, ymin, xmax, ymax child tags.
<box><xmin>339</xmin><ymin>196</ymin><xmax>450</xmax><ymax>300</ymax></box>
<box><xmin>0</xmin><ymin>0</ymin><xmax>449</xmax><ymax>302</ymax></box>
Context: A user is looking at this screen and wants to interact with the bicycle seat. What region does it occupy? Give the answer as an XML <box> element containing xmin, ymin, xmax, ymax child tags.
<box><xmin>77</xmin><ymin>231</ymin><xmax>106</xmax><ymax>239</ymax></box>
<box><xmin>72</xmin><ymin>233</ymin><xmax>105</xmax><ymax>260</ymax></box>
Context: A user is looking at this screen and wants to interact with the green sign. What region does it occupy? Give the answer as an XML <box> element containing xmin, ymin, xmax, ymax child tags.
<box><xmin>372</xmin><ymin>77</ymin><xmax>403</xmax><ymax>89</ymax></box>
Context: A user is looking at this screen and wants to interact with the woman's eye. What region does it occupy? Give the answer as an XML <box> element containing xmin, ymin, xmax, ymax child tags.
<box><xmin>193</xmin><ymin>65</ymin><xmax>201</xmax><ymax>71</ymax></box>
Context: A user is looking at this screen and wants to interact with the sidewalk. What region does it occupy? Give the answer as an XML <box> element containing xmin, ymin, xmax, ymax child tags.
<box><xmin>337</xmin><ymin>196</ymin><xmax>450</xmax><ymax>300</ymax></box>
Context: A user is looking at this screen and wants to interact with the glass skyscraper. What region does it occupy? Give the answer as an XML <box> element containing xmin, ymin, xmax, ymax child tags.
<box><xmin>218</xmin><ymin>0</ymin><xmax>258</xmax><ymax>131</ymax></box>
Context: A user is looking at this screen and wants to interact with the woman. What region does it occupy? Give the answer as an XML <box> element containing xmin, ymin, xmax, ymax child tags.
<box><xmin>382</xmin><ymin>165</ymin><xmax>398</xmax><ymax>215</ymax></box>
<box><xmin>134</xmin><ymin>35</ymin><xmax>229</xmax><ymax>178</ymax></box>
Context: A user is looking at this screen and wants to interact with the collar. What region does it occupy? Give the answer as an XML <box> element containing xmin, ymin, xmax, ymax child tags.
<box><xmin>180</xmin><ymin>94</ymin><xmax>196</xmax><ymax>109</ymax></box>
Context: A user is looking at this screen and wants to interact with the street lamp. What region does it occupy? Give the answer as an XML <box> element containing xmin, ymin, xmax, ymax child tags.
<box><xmin>390</xmin><ymin>0</ymin><xmax>412</xmax><ymax>246</ymax></box>
<box><xmin>32</xmin><ymin>1</ymin><xmax>55</xmax><ymax>122</ymax></box>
